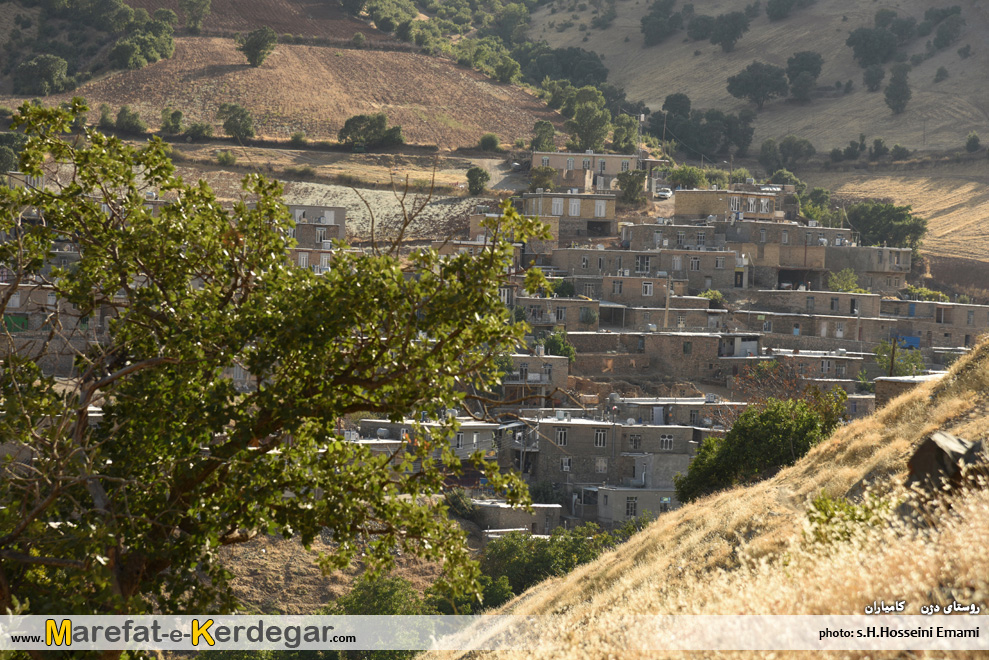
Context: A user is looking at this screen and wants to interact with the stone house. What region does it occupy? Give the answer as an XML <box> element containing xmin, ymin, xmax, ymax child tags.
<box><xmin>532</xmin><ymin>150</ymin><xmax>640</xmax><ymax>192</ymax></box>
<box><xmin>503</xmin><ymin>352</ymin><xmax>570</xmax><ymax>407</ymax></box>
<box><xmin>516</xmin><ymin>295</ymin><xmax>601</xmax><ymax>333</ymax></box>
<box><xmin>286</xmin><ymin>205</ymin><xmax>346</xmax><ymax>274</ymax></box>
<box><xmin>522</xmin><ymin>190</ymin><xmax>618</xmax><ymax>239</ymax></box>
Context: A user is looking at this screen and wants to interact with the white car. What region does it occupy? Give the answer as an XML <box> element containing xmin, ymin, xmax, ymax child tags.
<box><xmin>655</xmin><ymin>188</ymin><xmax>673</xmax><ymax>200</ymax></box>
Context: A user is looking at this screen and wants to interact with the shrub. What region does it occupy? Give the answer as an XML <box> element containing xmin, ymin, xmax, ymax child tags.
<box><xmin>890</xmin><ymin>144</ymin><xmax>911</xmax><ymax>160</ymax></box>
<box><xmin>466</xmin><ymin>165</ymin><xmax>490</xmax><ymax>195</ymax></box>
<box><xmin>239</xmin><ymin>26</ymin><xmax>278</xmax><ymax>67</ymax></box>
<box><xmin>352</xmin><ymin>32</ymin><xmax>366</xmax><ymax>47</ymax></box>
<box><xmin>965</xmin><ymin>132</ymin><xmax>980</xmax><ymax>153</ymax></box>
<box><xmin>115</xmin><ymin>106</ymin><xmax>147</xmax><ymax>134</ymax></box>
<box><xmin>479</xmin><ymin>133</ymin><xmax>501</xmax><ymax>151</ymax></box>
<box><xmin>443</xmin><ymin>488</ymin><xmax>477</xmax><ymax>521</ymax></box>
<box><xmin>338</xmin><ymin>112</ymin><xmax>404</xmax><ymax>148</ymax></box>
<box><xmin>215</xmin><ymin>150</ymin><xmax>237</xmax><ymax>166</ymax></box>
<box><xmin>934</xmin><ymin>66</ymin><xmax>949</xmax><ymax>82</ymax></box>
<box><xmin>285</xmin><ymin>164</ymin><xmax>317</xmax><ymax>178</ymax></box>
<box><xmin>804</xmin><ymin>492</ymin><xmax>890</xmax><ymax>546</ymax></box>
<box><xmin>289</xmin><ymin>131</ymin><xmax>307</xmax><ymax>146</ymax></box>
<box><xmin>698</xmin><ymin>289</ymin><xmax>726</xmax><ymax>308</ymax></box>
<box><xmin>957</xmin><ymin>44</ymin><xmax>971</xmax><ymax>59</ymax></box>
<box><xmin>217</xmin><ymin>103</ymin><xmax>255</xmax><ymax>142</ymax></box>
<box><xmin>160</xmin><ymin>107</ymin><xmax>183</xmax><ymax>135</ymax></box>
<box><xmin>185</xmin><ymin>122</ymin><xmax>214</xmax><ymax>141</ymax></box>
<box><xmin>97</xmin><ymin>104</ymin><xmax>115</xmax><ymax>130</ymax></box>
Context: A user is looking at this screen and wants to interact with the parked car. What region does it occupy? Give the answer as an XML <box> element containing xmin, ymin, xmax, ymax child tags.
<box><xmin>655</xmin><ymin>187</ymin><xmax>673</xmax><ymax>199</ymax></box>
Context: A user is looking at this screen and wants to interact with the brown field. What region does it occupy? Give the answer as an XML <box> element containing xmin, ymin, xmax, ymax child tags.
<box><xmin>424</xmin><ymin>336</ymin><xmax>989</xmax><ymax>659</ymax></box>
<box><xmin>18</xmin><ymin>37</ymin><xmax>561</xmax><ymax>149</ymax></box>
<box><xmin>125</xmin><ymin>0</ymin><xmax>390</xmax><ymax>41</ymax></box>
<box><xmin>805</xmin><ymin>158</ymin><xmax>989</xmax><ymax>262</ymax></box>
<box><xmin>530</xmin><ymin>0</ymin><xmax>989</xmax><ymax>152</ymax></box>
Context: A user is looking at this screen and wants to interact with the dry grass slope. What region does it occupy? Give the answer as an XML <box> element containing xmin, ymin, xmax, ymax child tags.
<box><xmin>530</xmin><ymin>0</ymin><xmax>989</xmax><ymax>151</ymax></box>
<box><xmin>15</xmin><ymin>38</ymin><xmax>559</xmax><ymax>149</ymax></box>
<box><xmin>442</xmin><ymin>336</ymin><xmax>989</xmax><ymax>659</ymax></box>
<box><xmin>806</xmin><ymin>159</ymin><xmax>989</xmax><ymax>263</ymax></box>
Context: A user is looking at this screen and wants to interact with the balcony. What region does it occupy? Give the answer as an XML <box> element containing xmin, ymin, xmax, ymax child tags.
<box><xmin>503</xmin><ymin>372</ymin><xmax>551</xmax><ymax>384</ymax></box>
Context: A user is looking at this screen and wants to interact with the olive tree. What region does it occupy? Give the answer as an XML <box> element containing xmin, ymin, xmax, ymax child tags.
<box><xmin>0</xmin><ymin>100</ymin><xmax>547</xmax><ymax>626</ymax></box>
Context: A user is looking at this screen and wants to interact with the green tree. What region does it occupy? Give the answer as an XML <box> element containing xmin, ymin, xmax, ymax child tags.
<box><xmin>217</xmin><ymin>102</ymin><xmax>255</xmax><ymax>141</ymax></box>
<box><xmin>846</xmin><ymin>27</ymin><xmax>898</xmax><ymax>67</ymax></box>
<box><xmin>769</xmin><ymin>167</ymin><xmax>806</xmax><ymax>194</ymax></box>
<box><xmin>765</xmin><ymin>0</ymin><xmax>795</xmax><ymax>21</ymax></box>
<box><xmin>115</xmin><ymin>105</ymin><xmax>147</xmax><ymax>133</ymax></box>
<box><xmin>727</xmin><ymin>61</ymin><xmax>789</xmax><ymax>109</ymax></box>
<box><xmin>543</xmin><ymin>329</ymin><xmax>576</xmax><ymax>362</ymax></box>
<box><xmin>616</xmin><ymin>169</ymin><xmax>647</xmax><ymax>205</ymax></box>
<box><xmin>565</xmin><ymin>104</ymin><xmax>612</xmax><ymax>152</ymax></box>
<box><xmin>494</xmin><ymin>56</ymin><xmax>520</xmax><ymax>83</ymax></box>
<box><xmin>786</xmin><ymin>51</ymin><xmax>823</xmax><ymax>84</ymax></box>
<box><xmin>965</xmin><ymin>132</ymin><xmax>980</xmax><ymax>152</ymax></box>
<box><xmin>239</xmin><ymin>26</ymin><xmax>278</xmax><ymax>67</ymax></box>
<box><xmin>710</xmin><ymin>11</ymin><xmax>750</xmax><ymax>52</ymax></box>
<box><xmin>884</xmin><ymin>64</ymin><xmax>911</xmax><ymax>114</ymax></box>
<box><xmin>687</xmin><ymin>14</ymin><xmax>715</xmax><ymax>40</ymax></box>
<box><xmin>160</xmin><ymin>107</ymin><xmax>183</xmax><ymax>134</ymax></box>
<box><xmin>0</xmin><ymin>99</ymin><xmax>547</xmax><ymax>623</ymax></box>
<box><xmin>185</xmin><ymin>121</ymin><xmax>214</xmax><ymax>141</ymax></box>
<box><xmin>828</xmin><ymin>268</ymin><xmax>867</xmax><ymax>293</ymax></box>
<box><xmin>758</xmin><ymin>138</ymin><xmax>782</xmax><ymax>173</ymax></box>
<box><xmin>154</xmin><ymin>8</ymin><xmax>179</xmax><ymax>25</ymax></box>
<box><xmin>531</xmin><ymin>120</ymin><xmax>555</xmax><ymax>152</ymax></box>
<box><xmin>788</xmin><ymin>71</ymin><xmax>815</xmax><ymax>103</ymax></box>
<box><xmin>179</xmin><ymin>0</ymin><xmax>211</xmax><ymax>32</ymax></box>
<box><xmin>12</xmin><ymin>54</ymin><xmax>70</xmax><ymax>96</ymax></box>
<box><xmin>674</xmin><ymin>393</ymin><xmax>846</xmax><ymax>503</ymax></box>
<box><xmin>479</xmin><ymin>133</ymin><xmax>500</xmax><ymax>151</ymax></box>
<box><xmin>0</xmin><ymin>145</ymin><xmax>16</xmax><ymax>172</ymax></box>
<box><xmin>778</xmin><ymin>135</ymin><xmax>816</xmax><ymax>168</ymax></box>
<box><xmin>874</xmin><ymin>339</ymin><xmax>925</xmax><ymax>377</ymax></box>
<box><xmin>666</xmin><ymin>164</ymin><xmax>707</xmax><ymax>189</ymax></box>
<box><xmin>863</xmin><ymin>64</ymin><xmax>885</xmax><ymax>91</ymax></box>
<box><xmin>611</xmin><ymin>114</ymin><xmax>639</xmax><ymax>154</ymax></box>
<box><xmin>466</xmin><ymin>165</ymin><xmax>490</xmax><ymax>195</ymax></box>
<box><xmin>529</xmin><ymin>165</ymin><xmax>556</xmax><ymax>191</ymax></box>
<box><xmin>662</xmin><ymin>92</ymin><xmax>692</xmax><ymax>119</ymax></box>
<box><xmin>338</xmin><ymin>112</ymin><xmax>404</xmax><ymax>148</ymax></box>
<box><xmin>845</xmin><ymin>200</ymin><xmax>926</xmax><ymax>250</ymax></box>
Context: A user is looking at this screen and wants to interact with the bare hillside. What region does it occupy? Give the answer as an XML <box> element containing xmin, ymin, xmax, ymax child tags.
<box><xmin>530</xmin><ymin>0</ymin><xmax>989</xmax><ymax>151</ymax></box>
<box><xmin>22</xmin><ymin>38</ymin><xmax>560</xmax><ymax>149</ymax></box>
<box><xmin>438</xmin><ymin>337</ymin><xmax>989</xmax><ymax>658</ymax></box>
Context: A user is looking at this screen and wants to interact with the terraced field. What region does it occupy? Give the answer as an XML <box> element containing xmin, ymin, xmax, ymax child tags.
<box><xmin>807</xmin><ymin>158</ymin><xmax>989</xmax><ymax>263</ymax></box>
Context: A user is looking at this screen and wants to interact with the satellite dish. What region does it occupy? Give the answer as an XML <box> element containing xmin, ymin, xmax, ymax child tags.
<box><xmin>626</xmin><ymin>418</ymin><xmax>636</xmax><ymax>425</ymax></box>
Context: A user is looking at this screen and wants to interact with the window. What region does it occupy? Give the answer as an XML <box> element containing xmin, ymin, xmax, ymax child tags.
<box><xmin>629</xmin><ymin>434</ymin><xmax>642</xmax><ymax>450</ymax></box>
<box><xmin>836</xmin><ymin>364</ymin><xmax>846</xmax><ymax>377</ymax></box>
<box><xmin>582</xmin><ymin>158</ymin><xmax>590</xmax><ymax>170</ymax></box>
<box><xmin>626</xmin><ymin>497</ymin><xmax>638</xmax><ymax>518</ymax></box>
<box><xmin>877</xmin><ymin>250</ymin><xmax>884</xmax><ymax>263</ymax></box>
<box><xmin>583</xmin><ymin>284</ymin><xmax>595</xmax><ymax>297</ymax></box>
<box><xmin>806</xmin><ymin>232</ymin><xmax>813</xmax><ymax>245</ymax></box>
<box><xmin>697</xmin><ymin>232</ymin><xmax>706</xmax><ymax>246</ymax></box>
<box><xmin>730</xmin><ymin>196</ymin><xmax>740</xmax><ymax>212</ymax></box>
<box><xmin>850</xmin><ymin>400</ymin><xmax>858</xmax><ymax>414</ymax></box>
<box><xmin>654</xmin><ymin>230</ymin><xmax>663</xmax><ymax>246</ymax></box>
<box><xmin>683</xmin><ymin>341</ymin><xmax>692</xmax><ymax>355</ymax></box>
<box><xmin>642</xmin><ymin>281</ymin><xmax>654</xmax><ymax>296</ymax></box>
<box><xmin>760</xmin><ymin>198</ymin><xmax>770</xmax><ymax>213</ymax></box>
<box><xmin>660</xmin><ymin>434</ymin><xmax>674</xmax><ymax>450</ymax></box>
<box><xmin>676</xmin><ymin>313</ymin><xmax>686</xmax><ymax>327</ymax></box>
<box><xmin>831</xmin><ymin>297</ymin><xmax>840</xmax><ymax>311</ymax></box>
<box><xmin>561</xmin><ymin>457</ymin><xmax>571</xmax><ymax>472</ymax></box>
<box><xmin>894</xmin><ymin>252</ymin><xmax>901</xmax><ymax>265</ymax></box>
<box><xmin>612</xmin><ymin>280</ymin><xmax>623</xmax><ymax>294</ymax></box>
<box><xmin>676</xmin><ymin>231</ymin><xmax>685</xmax><ymax>246</ymax></box>
<box><xmin>782</xmin><ymin>230</ymin><xmax>789</xmax><ymax>245</ymax></box>
<box><xmin>598</xmin><ymin>256</ymin><xmax>604</xmax><ymax>269</ymax></box>
<box><xmin>672</xmin><ymin>255</ymin><xmax>682</xmax><ymax>271</ymax></box>
<box><xmin>9</xmin><ymin>292</ymin><xmax>19</xmax><ymax>308</ymax></box>
<box><xmin>594</xmin><ymin>200</ymin><xmax>606</xmax><ymax>217</ymax></box>
<box><xmin>621</xmin><ymin>160</ymin><xmax>630</xmax><ymax>171</ymax></box>
<box><xmin>542</xmin><ymin>156</ymin><xmax>550</xmax><ymax>167</ymax></box>
<box><xmin>556</xmin><ymin>306</ymin><xmax>567</xmax><ymax>321</ymax></box>
<box><xmin>552</xmin><ymin>198</ymin><xmax>563</xmax><ymax>215</ymax></box>
<box><xmin>762</xmin><ymin>319</ymin><xmax>773</xmax><ymax>332</ymax></box>
<box><xmin>599</xmin><ymin>160</ymin><xmax>606</xmax><ymax>173</ymax></box>
<box><xmin>689</xmin><ymin>257</ymin><xmax>700</xmax><ymax>271</ymax></box>
<box><xmin>594</xmin><ymin>428</ymin><xmax>607</xmax><ymax>448</ymax></box>
<box><xmin>806</xmin><ymin>296</ymin><xmax>815</xmax><ymax>311</ymax></box>
<box><xmin>298</xmin><ymin>252</ymin><xmax>308</xmax><ymax>268</ymax></box>
<box><xmin>455</xmin><ymin>432</ymin><xmax>464</xmax><ymax>449</ymax></box>
<box><xmin>821</xmin><ymin>359</ymin><xmax>832</xmax><ymax>374</ymax></box>
<box><xmin>748</xmin><ymin>198</ymin><xmax>757</xmax><ymax>213</ymax></box>
<box><xmin>569</xmin><ymin>198</ymin><xmax>581</xmax><ymax>216</ymax></box>
<box><xmin>581</xmin><ymin>256</ymin><xmax>588</xmax><ymax>269</ymax></box>
<box><xmin>316</xmin><ymin>227</ymin><xmax>326</xmax><ymax>243</ymax></box>
<box><xmin>715</xmin><ymin>256</ymin><xmax>725</xmax><ymax>269</ymax></box>
<box><xmin>793</xmin><ymin>323</ymin><xmax>801</xmax><ymax>336</ymax></box>
<box><xmin>47</xmin><ymin>292</ymin><xmax>57</xmax><ymax>307</ymax></box>
<box><xmin>567</xmin><ymin>157</ymin><xmax>574</xmax><ymax>170</ymax></box>
<box><xmin>968</xmin><ymin>310</ymin><xmax>975</xmax><ymax>325</ymax></box>
<box><xmin>635</xmin><ymin>255</ymin><xmax>651</xmax><ymax>273</ymax></box>
<box><xmin>759</xmin><ymin>228</ymin><xmax>767</xmax><ymax>242</ymax></box>
<box><xmin>596</xmin><ymin>457</ymin><xmax>608</xmax><ymax>473</ymax></box>
<box><xmin>689</xmin><ymin>410</ymin><xmax>699</xmax><ymax>425</ymax></box>
<box><xmin>555</xmin><ymin>427</ymin><xmax>568</xmax><ymax>446</ymax></box>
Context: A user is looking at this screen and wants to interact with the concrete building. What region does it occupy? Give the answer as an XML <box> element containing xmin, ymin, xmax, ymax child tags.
<box><xmin>503</xmin><ymin>352</ymin><xmax>570</xmax><ymax>407</ymax></box>
<box><xmin>517</xmin><ymin>295</ymin><xmax>601</xmax><ymax>333</ymax></box>
<box><xmin>532</xmin><ymin>150</ymin><xmax>640</xmax><ymax>192</ymax></box>
<box><xmin>286</xmin><ymin>205</ymin><xmax>346</xmax><ymax>274</ymax></box>
<box><xmin>522</xmin><ymin>190</ymin><xmax>618</xmax><ymax>239</ymax></box>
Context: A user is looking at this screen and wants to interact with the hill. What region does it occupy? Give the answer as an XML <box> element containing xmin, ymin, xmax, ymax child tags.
<box><xmin>802</xmin><ymin>157</ymin><xmax>989</xmax><ymax>263</ymax></box>
<box><xmin>450</xmin><ymin>337</ymin><xmax>989</xmax><ymax>657</ymax></box>
<box><xmin>530</xmin><ymin>0</ymin><xmax>989</xmax><ymax>152</ymax></box>
<box><xmin>15</xmin><ymin>37</ymin><xmax>560</xmax><ymax>149</ymax></box>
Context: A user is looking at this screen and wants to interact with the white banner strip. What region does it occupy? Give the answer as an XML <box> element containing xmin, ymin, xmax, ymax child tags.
<box><xmin>0</xmin><ymin>615</ymin><xmax>985</xmax><ymax>651</ymax></box>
